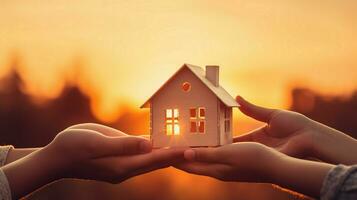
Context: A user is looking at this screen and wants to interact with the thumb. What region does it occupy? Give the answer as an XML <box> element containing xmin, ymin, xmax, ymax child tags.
<box><xmin>95</xmin><ymin>136</ymin><xmax>152</xmax><ymax>157</ymax></box>
<box><xmin>236</xmin><ymin>96</ymin><xmax>277</xmax><ymax>123</ymax></box>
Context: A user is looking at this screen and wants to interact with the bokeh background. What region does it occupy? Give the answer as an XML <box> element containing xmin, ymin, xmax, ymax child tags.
<box><xmin>1</xmin><ymin>0</ymin><xmax>357</xmax><ymax>199</ymax></box>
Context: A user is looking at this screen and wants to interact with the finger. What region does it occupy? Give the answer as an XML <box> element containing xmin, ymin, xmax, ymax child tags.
<box><xmin>126</xmin><ymin>155</ymin><xmax>184</xmax><ymax>179</ymax></box>
<box><xmin>233</xmin><ymin>133</ymin><xmax>253</xmax><ymax>142</ymax></box>
<box><xmin>233</xmin><ymin>129</ymin><xmax>283</xmax><ymax>148</ymax></box>
<box><xmin>93</xmin><ymin>135</ymin><xmax>152</xmax><ymax>157</ymax></box>
<box><xmin>139</xmin><ymin>135</ymin><xmax>150</xmax><ymax>140</ymax></box>
<box><xmin>90</xmin><ymin>148</ymin><xmax>185</xmax><ymax>183</ymax></box>
<box><xmin>184</xmin><ymin>148</ymin><xmax>222</xmax><ymax>163</ymax></box>
<box><xmin>233</xmin><ymin>126</ymin><xmax>268</xmax><ymax>142</ymax></box>
<box><xmin>174</xmin><ymin>162</ymin><xmax>228</xmax><ymax>179</ymax></box>
<box><xmin>125</xmin><ymin>148</ymin><xmax>186</xmax><ymax>171</ymax></box>
<box><xmin>236</xmin><ymin>96</ymin><xmax>278</xmax><ymax>123</ymax></box>
<box><xmin>67</xmin><ymin>123</ymin><xmax>125</xmax><ymax>137</ymax></box>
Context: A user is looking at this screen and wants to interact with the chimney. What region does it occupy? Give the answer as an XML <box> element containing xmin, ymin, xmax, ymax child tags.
<box><xmin>205</xmin><ymin>65</ymin><xmax>219</xmax><ymax>86</ymax></box>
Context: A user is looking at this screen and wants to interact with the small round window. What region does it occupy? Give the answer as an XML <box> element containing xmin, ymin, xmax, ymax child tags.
<box><xmin>182</xmin><ymin>82</ymin><xmax>191</xmax><ymax>92</ymax></box>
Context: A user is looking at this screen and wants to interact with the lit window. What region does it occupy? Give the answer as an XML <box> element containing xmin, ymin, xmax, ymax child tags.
<box><xmin>174</xmin><ymin>109</ymin><xmax>179</xmax><ymax>118</ymax></box>
<box><xmin>166</xmin><ymin>124</ymin><xmax>173</xmax><ymax>135</ymax></box>
<box><xmin>198</xmin><ymin>121</ymin><xmax>205</xmax><ymax>133</ymax></box>
<box><xmin>190</xmin><ymin>108</ymin><xmax>196</xmax><ymax>118</ymax></box>
<box><xmin>166</xmin><ymin>109</ymin><xmax>179</xmax><ymax>135</ymax></box>
<box><xmin>190</xmin><ymin>107</ymin><xmax>205</xmax><ymax>133</ymax></box>
<box><xmin>190</xmin><ymin>121</ymin><xmax>197</xmax><ymax>132</ymax></box>
<box><xmin>199</xmin><ymin>107</ymin><xmax>205</xmax><ymax>118</ymax></box>
<box><xmin>174</xmin><ymin>124</ymin><xmax>180</xmax><ymax>135</ymax></box>
<box><xmin>166</xmin><ymin>109</ymin><xmax>172</xmax><ymax>118</ymax></box>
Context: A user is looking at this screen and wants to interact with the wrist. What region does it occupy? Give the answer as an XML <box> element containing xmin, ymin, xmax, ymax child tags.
<box><xmin>310</xmin><ymin>126</ymin><xmax>329</xmax><ymax>162</ymax></box>
<box><xmin>265</xmin><ymin>151</ymin><xmax>288</xmax><ymax>184</ymax></box>
<box><xmin>30</xmin><ymin>146</ymin><xmax>66</xmax><ymax>181</ymax></box>
<box><xmin>307</xmin><ymin>119</ymin><xmax>336</xmax><ymax>162</ymax></box>
<box><xmin>270</xmin><ymin>155</ymin><xmax>334</xmax><ymax>198</ymax></box>
<box><xmin>256</xmin><ymin>145</ymin><xmax>287</xmax><ymax>184</ymax></box>
<box><xmin>300</xmin><ymin>118</ymin><xmax>321</xmax><ymax>159</ymax></box>
<box><xmin>42</xmin><ymin>143</ymin><xmax>73</xmax><ymax>180</ymax></box>
<box><xmin>310</xmin><ymin>121</ymin><xmax>357</xmax><ymax>164</ymax></box>
<box><xmin>5</xmin><ymin>147</ymin><xmax>40</xmax><ymax>165</ymax></box>
<box><xmin>2</xmin><ymin>145</ymin><xmax>67</xmax><ymax>198</ymax></box>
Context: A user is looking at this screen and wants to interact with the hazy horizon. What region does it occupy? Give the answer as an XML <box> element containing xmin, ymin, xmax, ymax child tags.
<box><xmin>1</xmin><ymin>0</ymin><xmax>356</xmax><ymax>122</ymax></box>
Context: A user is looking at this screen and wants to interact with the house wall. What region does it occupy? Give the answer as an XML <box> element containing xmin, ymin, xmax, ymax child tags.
<box><xmin>219</xmin><ymin>102</ymin><xmax>233</xmax><ymax>145</ymax></box>
<box><xmin>151</xmin><ymin>67</ymin><xmax>219</xmax><ymax>147</ymax></box>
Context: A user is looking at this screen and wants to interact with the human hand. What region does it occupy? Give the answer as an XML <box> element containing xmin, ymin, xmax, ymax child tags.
<box><xmin>175</xmin><ymin>142</ymin><xmax>334</xmax><ymax>198</ymax></box>
<box><xmin>175</xmin><ymin>142</ymin><xmax>282</xmax><ymax>183</ymax></box>
<box><xmin>47</xmin><ymin>123</ymin><xmax>185</xmax><ymax>182</ymax></box>
<box><xmin>235</xmin><ymin>96</ymin><xmax>319</xmax><ymax>159</ymax></box>
<box><xmin>3</xmin><ymin>123</ymin><xmax>185</xmax><ymax>198</ymax></box>
<box><xmin>235</xmin><ymin>96</ymin><xmax>357</xmax><ymax>164</ymax></box>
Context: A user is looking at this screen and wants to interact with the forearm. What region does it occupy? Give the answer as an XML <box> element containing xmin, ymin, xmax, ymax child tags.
<box><xmin>311</xmin><ymin>121</ymin><xmax>357</xmax><ymax>165</ymax></box>
<box><xmin>271</xmin><ymin>156</ymin><xmax>334</xmax><ymax>198</ymax></box>
<box><xmin>5</xmin><ymin>148</ymin><xmax>41</xmax><ymax>165</ymax></box>
<box><xmin>2</xmin><ymin>146</ymin><xmax>65</xmax><ymax>199</ymax></box>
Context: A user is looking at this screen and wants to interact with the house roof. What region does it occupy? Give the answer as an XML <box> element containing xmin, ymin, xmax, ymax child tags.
<box><xmin>140</xmin><ymin>63</ymin><xmax>239</xmax><ymax>108</ymax></box>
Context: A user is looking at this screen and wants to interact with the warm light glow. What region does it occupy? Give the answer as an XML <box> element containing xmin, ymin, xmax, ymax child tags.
<box><xmin>173</xmin><ymin>109</ymin><xmax>179</xmax><ymax>118</ymax></box>
<box><xmin>166</xmin><ymin>108</ymin><xmax>179</xmax><ymax>135</ymax></box>
<box><xmin>174</xmin><ymin>124</ymin><xmax>180</xmax><ymax>135</ymax></box>
<box><xmin>166</xmin><ymin>124</ymin><xmax>172</xmax><ymax>135</ymax></box>
<box><xmin>1</xmin><ymin>2</ymin><xmax>357</xmax><ymax>198</ymax></box>
<box><xmin>166</xmin><ymin>109</ymin><xmax>172</xmax><ymax>118</ymax></box>
<box><xmin>1</xmin><ymin>1</ymin><xmax>357</xmax><ymax>122</ymax></box>
<box><xmin>2</xmin><ymin>2</ymin><xmax>357</xmax><ymax>199</ymax></box>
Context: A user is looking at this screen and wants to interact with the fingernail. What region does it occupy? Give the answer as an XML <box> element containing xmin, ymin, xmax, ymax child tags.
<box><xmin>140</xmin><ymin>141</ymin><xmax>152</xmax><ymax>153</ymax></box>
<box><xmin>184</xmin><ymin>149</ymin><xmax>195</xmax><ymax>161</ymax></box>
<box><xmin>236</xmin><ymin>96</ymin><xmax>243</xmax><ymax>107</ymax></box>
<box><xmin>236</xmin><ymin>95</ymin><xmax>243</xmax><ymax>101</ymax></box>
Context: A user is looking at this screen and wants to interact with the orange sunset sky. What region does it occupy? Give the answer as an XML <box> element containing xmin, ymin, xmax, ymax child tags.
<box><xmin>0</xmin><ymin>0</ymin><xmax>357</xmax><ymax>122</ymax></box>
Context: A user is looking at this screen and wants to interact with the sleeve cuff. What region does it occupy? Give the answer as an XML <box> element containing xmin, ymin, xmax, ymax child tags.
<box><xmin>320</xmin><ymin>164</ymin><xmax>357</xmax><ymax>200</ymax></box>
<box><xmin>0</xmin><ymin>169</ymin><xmax>12</xmax><ymax>200</ymax></box>
<box><xmin>0</xmin><ymin>146</ymin><xmax>13</xmax><ymax>167</ymax></box>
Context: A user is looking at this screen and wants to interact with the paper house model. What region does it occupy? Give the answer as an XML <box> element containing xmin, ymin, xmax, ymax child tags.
<box><xmin>141</xmin><ymin>64</ymin><xmax>239</xmax><ymax>147</ymax></box>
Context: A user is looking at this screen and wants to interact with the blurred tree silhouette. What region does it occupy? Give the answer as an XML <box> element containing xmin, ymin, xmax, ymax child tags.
<box><xmin>290</xmin><ymin>88</ymin><xmax>357</xmax><ymax>139</ymax></box>
<box><xmin>0</xmin><ymin>56</ymin><xmax>99</xmax><ymax>147</ymax></box>
<box><xmin>0</xmin><ymin>56</ymin><xmax>37</xmax><ymax>147</ymax></box>
<box><xmin>0</xmin><ymin>55</ymin><xmax>150</xmax><ymax>148</ymax></box>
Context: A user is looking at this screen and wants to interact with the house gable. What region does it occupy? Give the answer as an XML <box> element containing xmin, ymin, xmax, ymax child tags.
<box><xmin>151</xmin><ymin>66</ymin><xmax>217</xmax><ymax>110</ymax></box>
<box><xmin>141</xmin><ymin>64</ymin><xmax>239</xmax><ymax>108</ymax></box>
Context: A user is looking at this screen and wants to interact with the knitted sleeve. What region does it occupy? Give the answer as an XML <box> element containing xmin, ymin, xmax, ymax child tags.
<box><xmin>321</xmin><ymin>164</ymin><xmax>357</xmax><ymax>200</ymax></box>
<box><xmin>0</xmin><ymin>146</ymin><xmax>13</xmax><ymax>200</ymax></box>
